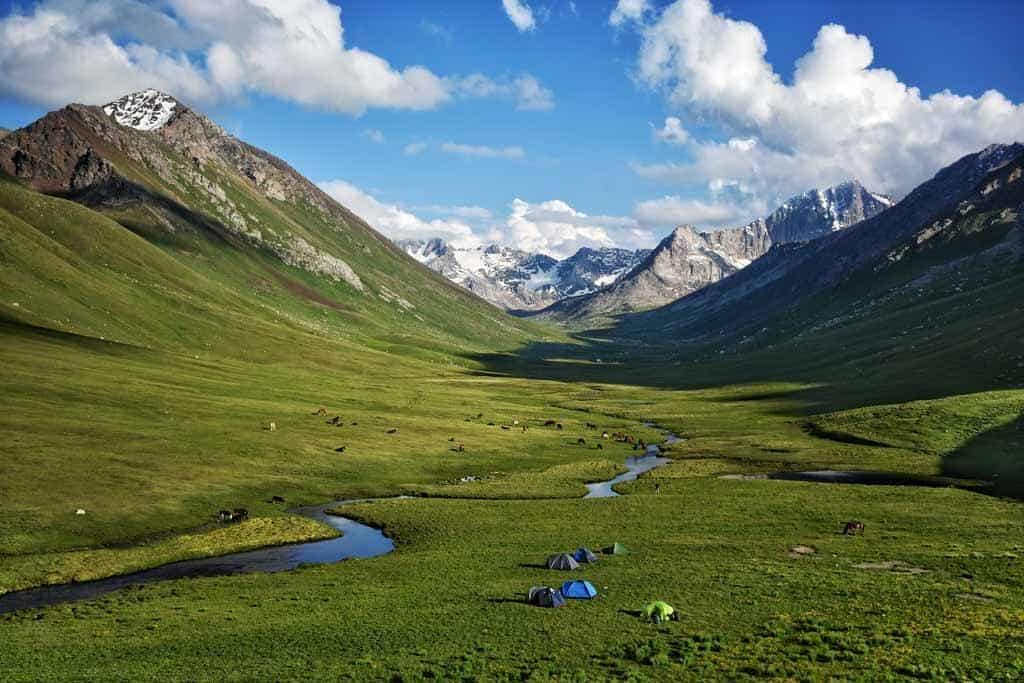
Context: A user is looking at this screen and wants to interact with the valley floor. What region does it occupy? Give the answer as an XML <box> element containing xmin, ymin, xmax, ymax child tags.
<box><xmin>2</xmin><ymin>322</ymin><xmax>1024</xmax><ymax>680</ymax></box>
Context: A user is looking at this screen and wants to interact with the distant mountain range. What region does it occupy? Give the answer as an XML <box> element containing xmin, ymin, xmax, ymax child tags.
<box><xmin>397</xmin><ymin>239</ymin><xmax>649</xmax><ymax>311</ymax></box>
<box><xmin>618</xmin><ymin>143</ymin><xmax>1024</xmax><ymax>355</ymax></box>
<box><xmin>538</xmin><ymin>180</ymin><xmax>893</xmax><ymax>320</ymax></box>
<box><xmin>400</xmin><ymin>179</ymin><xmax>892</xmax><ymax>317</ymax></box>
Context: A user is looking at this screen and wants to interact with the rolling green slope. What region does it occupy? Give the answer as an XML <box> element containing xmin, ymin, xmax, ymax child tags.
<box><xmin>2</xmin><ymin>98</ymin><xmax>1024</xmax><ymax>680</ymax></box>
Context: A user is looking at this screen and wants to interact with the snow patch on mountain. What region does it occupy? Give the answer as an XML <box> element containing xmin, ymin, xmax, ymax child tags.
<box><xmin>396</xmin><ymin>239</ymin><xmax>648</xmax><ymax>310</ymax></box>
<box><xmin>104</xmin><ymin>89</ymin><xmax>178</xmax><ymax>131</ymax></box>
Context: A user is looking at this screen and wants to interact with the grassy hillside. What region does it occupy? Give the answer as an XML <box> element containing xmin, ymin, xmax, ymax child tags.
<box><xmin>2</xmin><ymin>115</ymin><xmax>1024</xmax><ymax>679</ymax></box>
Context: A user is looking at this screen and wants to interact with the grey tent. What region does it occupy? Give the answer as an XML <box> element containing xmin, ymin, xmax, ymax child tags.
<box><xmin>528</xmin><ymin>586</ymin><xmax>566</xmax><ymax>608</ymax></box>
<box><xmin>603</xmin><ymin>542</ymin><xmax>631</xmax><ymax>555</ymax></box>
<box><xmin>546</xmin><ymin>553</ymin><xmax>580</xmax><ymax>570</ymax></box>
<box><xmin>573</xmin><ymin>547</ymin><xmax>599</xmax><ymax>564</ymax></box>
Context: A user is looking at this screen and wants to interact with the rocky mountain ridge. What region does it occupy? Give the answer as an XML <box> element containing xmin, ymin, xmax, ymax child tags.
<box><xmin>536</xmin><ymin>180</ymin><xmax>891</xmax><ymax>321</ymax></box>
<box><xmin>397</xmin><ymin>239</ymin><xmax>648</xmax><ymax>310</ymax></box>
<box><xmin>620</xmin><ymin>143</ymin><xmax>1024</xmax><ymax>345</ymax></box>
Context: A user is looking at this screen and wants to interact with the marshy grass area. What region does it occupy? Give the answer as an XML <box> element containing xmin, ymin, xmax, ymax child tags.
<box><xmin>3</xmin><ymin>317</ymin><xmax>1024</xmax><ymax>680</ymax></box>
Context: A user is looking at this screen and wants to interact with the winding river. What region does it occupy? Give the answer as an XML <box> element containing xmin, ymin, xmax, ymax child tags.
<box><xmin>0</xmin><ymin>428</ymin><xmax>680</xmax><ymax>615</ymax></box>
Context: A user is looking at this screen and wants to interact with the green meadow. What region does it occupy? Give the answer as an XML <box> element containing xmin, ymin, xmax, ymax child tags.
<box><xmin>2</xmin><ymin>147</ymin><xmax>1024</xmax><ymax>680</ymax></box>
<box><xmin>3</xmin><ymin>310</ymin><xmax>1024</xmax><ymax>680</ymax></box>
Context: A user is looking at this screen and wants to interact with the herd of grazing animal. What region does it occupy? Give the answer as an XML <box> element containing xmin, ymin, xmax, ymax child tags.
<box><xmin>252</xmin><ymin>408</ymin><xmax>872</xmax><ymax>542</ymax></box>
<box><xmin>218</xmin><ymin>508</ymin><xmax>249</xmax><ymax>523</ymax></box>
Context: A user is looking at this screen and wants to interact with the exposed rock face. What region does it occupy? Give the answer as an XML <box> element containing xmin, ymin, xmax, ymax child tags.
<box><xmin>536</xmin><ymin>181</ymin><xmax>891</xmax><ymax>321</ymax></box>
<box><xmin>763</xmin><ymin>181</ymin><xmax>892</xmax><ymax>243</ymax></box>
<box><xmin>397</xmin><ymin>239</ymin><xmax>648</xmax><ymax>310</ymax></box>
<box><xmin>622</xmin><ymin>143</ymin><xmax>1024</xmax><ymax>342</ymax></box>
<box><xmin>0</xmin><ymin>91</ymin><xmax>368</xmax><ymax>292</ymax></box>
<box><xmin>0</xmin><ymin>127</ymin><xmax>9</xmax><ymax>140</ymax></box>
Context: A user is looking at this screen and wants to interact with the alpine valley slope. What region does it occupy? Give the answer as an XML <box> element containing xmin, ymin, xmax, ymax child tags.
<box><xmin>398</xmin><ymin>238</ymin><xmax>649</xmax><ymax>311</ymax></box>
<box><xmin>537</xmin><ymin>180</ymin><xmax>891</xmax><ymax>322</ymax></box>
<box><xmin>0</xmin><ymin>89</ymin><xmax>537</xmax><ymax>354</ymax></box>
<box><xmin>5</xmin><ymin>94</ymin><xmax>1024</xmax><ymax>680</ymax></box>
<box><xmin>0</xmin><ymin>89</ymin><xmax>590</xmax><ymax>562</ymax></box>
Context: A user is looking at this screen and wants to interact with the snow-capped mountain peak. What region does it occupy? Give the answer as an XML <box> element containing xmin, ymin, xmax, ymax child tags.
<box><xmin>396</xmin><ymin>239</ymin><xmax>648</xmax><ymax>310</ymax></box>
<box><xmin>103</xmin><ymin>90</ymin><xmax>179</xmax><ymax>131</ymax></box>
<box><xmin>768</xmin><ymin>180</ymin><xmax>893</xmax><ymax>242</ymax></box>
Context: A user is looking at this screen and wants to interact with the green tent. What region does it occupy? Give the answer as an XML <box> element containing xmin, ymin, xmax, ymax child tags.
<box><xmin>603</xmin><ymin>542</ymin><xmax>630</xmax><ymax>555</ymax></box>
<box><xmin>641</xmin><ymin>601</ymin><xmax>676</xmax><ymax>623</ymax></box>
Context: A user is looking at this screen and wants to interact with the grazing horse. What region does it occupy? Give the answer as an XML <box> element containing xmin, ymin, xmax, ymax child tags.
<box><xmin>501</xmin><ymin>425</ymin><xmax>510</xmax><ymax>430</ymax></box>
<box><xmin>457</xmin><ymin>443</ymin><xmax>465</xmax><ymax>452</ymax></box>
<box><xmin>387</xmin><ymin>428</ymin><xmax>398</xmax><ymax>434</ymax></box>
<box><xmin>577</xmin><ymin>438</ymin><xmax>586</xmax><ymax>445</ymax></box>
<box><xmin>270</xmin><ymin>496</ymin><xmax>285</xmax><ymax>505</ymax></box>
<box><xmin>843</xmin><ymin>520</ymin><xmax>866</xmax><ymax>536</ymax></box>
<box><xmin>597</xmin><ymin>443</ymin><xmax>603</xmax><ymax>450</ymax></box>
<box><xmin>586</xmin><ymin>422</ymin><xmax>597</xmax><ymax>430</ymax></box>
<box><xmin>328</xmin><ymin>416</ymin><xmax>342</xmax><ymax>425</ymax></box>
<box><xmin>218</xmin><ymin>510</ymin><xmax>233</xmax><ymax>522</ymax></box>
<box><xmin>267</xmin><ymin>422</ymin><xmax>277</xmax><ymax>432</ymax></box>
<box><xmin>231</xmin><ymin>508</ymin><xmax>249</xmax><ymax>522</ymax></box>
<box><xmin>556</xmin><ymin>423</ymin><xmax>563</xmax><ymax>431</ymax></box>
<box><xmin>448</xmin><ymin>437</ymin><xmax>455</xmax><ymax>442</ymax></box>
<box><xmin>522</xmin><ymin>425</ymin><xmax>528</xmax><ymax>433</ymax></box>
<box><xmin>335</xmin><ymin>446</ymin><xmax>346</xmax><ymax>453</ymax></box>
<box><xmin>544</xmin><ymin>420</ymin><xmax>557</xmax><ymax>426</ymax></box>
<box><xmin>314</xmin><ymin>407</ymin><xmax>327</xmax><ymax>416</ymax></box>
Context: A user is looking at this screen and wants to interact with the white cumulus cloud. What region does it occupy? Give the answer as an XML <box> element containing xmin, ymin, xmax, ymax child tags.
<box><xmin>362</xmin><ymin>129</ymin><xmax>385</xmax><ymax>144</ymax></box>
<box><xmin>610</xmin><ymin>0</ymin><xmax>651</xmax><ymax>27</ymax></box>
<box><xmin>625</xmin><ymin>0</ymin><xmax>1024</xmax><ymax>207</ymax></box>
<box><xmin>498</xmin><ymin>198</ymin><xmax>648</xmax><ymax>258</ymax></box>
<box><xmin>0</xmin><ymin>0</ymin><xmax>554</xmax><ymax>116</ymax></box>
<box><xmin>319</xmin><ymin>180</ymin><xmax>481</xmax><ymax>247</ymax></box>
<box><xmin>451</xmin><ymin>73</ymin><xmax>555</xmax><ymax>111</ymax></box>
<box><xmin>501</xmin><ymin>0</ymin><xmax>536</xmax><ymax>32</ymax></box>
<box><xmin>632</xmin><ymin>195</ymin><xmax>757</xmax><ymax>231</ymax></box>
<box><xmin>653</xmin><ymin>116</ymin><xmax>690</xmax><ymax>145</ymax></box>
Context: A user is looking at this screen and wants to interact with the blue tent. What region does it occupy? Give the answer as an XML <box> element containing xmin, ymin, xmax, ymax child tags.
<box><xmin>573</xmin><ymin>547</ymin><xmax>599</xmax><ymax>563</ymax></box>
<box><xmin>561</xmin><ymin>580</ymin><xmax>598</xmax><ymax>599</ymax></box>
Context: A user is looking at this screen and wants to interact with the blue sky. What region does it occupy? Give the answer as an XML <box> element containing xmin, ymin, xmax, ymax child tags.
<box><xmin>1</xmin><ymin>0</ymin><xmax>1022</xmax><ymax>257</ymax></box>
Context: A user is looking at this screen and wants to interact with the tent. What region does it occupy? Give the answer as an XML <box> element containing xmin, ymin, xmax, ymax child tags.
<box><xmin>603</xmin><ymin>543</ymin><xmax>631</xmax><ymax>555</ymax></box>
<box><xmin>573</xmin><ymin>547</ymin><xmax>599</xmax><ymax>564</ymax></box>
<box><xmin>561</xmin><ymin>580</ymin><xmax>598</xmax><ymax>599</ymax></box>
<box><xmin>641</xmin><ymin>601</ymin><xmax>676</xmax><ymax>623</ymax></box>
<box><xmin>546</xmin><ymin>553</ymin><xmax>580</xmax><ymax>570</ymax></box>
<box><xmin>527</xmin><ymin>586</ymin><xmax>566</xmax><ymax>608</ymax></box>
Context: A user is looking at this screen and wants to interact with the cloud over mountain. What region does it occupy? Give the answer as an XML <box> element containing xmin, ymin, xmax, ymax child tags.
<box><xmin>0</xmin><ymin>0</ymin><xmax>553</xmax><ymax>114</ymax></box>
<box><xmin>622</xmin><ymin>0</ymin><xmax>1024</xmax><ymax>206</ymax></box>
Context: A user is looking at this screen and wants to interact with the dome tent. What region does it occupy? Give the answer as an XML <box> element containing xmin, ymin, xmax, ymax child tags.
<box><xmin>528</xmin><ymin>586</ymin><xmax>566</xmax><ymax>608</ymax></box>
<box><xmin>603</xmin><ymin>542</ymin><xmax>630</xmax><ymax>555</ymax></box>
<box><xmin>641</xmin><ymin>601</ymin><xmax>677</xmax><ymax>624</ymax></box>
<box><xmin>573</xmin><ymin>547</ymin><xmax>599</xmax><ymax>564</ymax></box>
<box><xmin>546</xmin><ymin>553</ymin><xmax>580</xmax><ymax>570</ymax></box>
<box><xmin>561</xmin><ymin>580</ymin><xmax>598</xmax><ymax>599</ymax></box>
